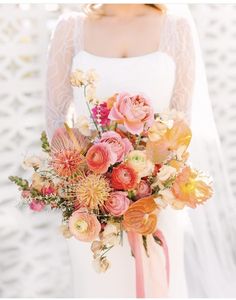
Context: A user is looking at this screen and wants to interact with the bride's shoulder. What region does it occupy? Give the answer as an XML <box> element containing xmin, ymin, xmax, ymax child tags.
<box><xmin>55</xmin><ymin>11</ymin><xmax>85</xmax><ymax>28</ymax></box>
<box><xmin>164</xmin><ymin>12</ymin><xmax>192</xmax><ymax>29</ymax></box>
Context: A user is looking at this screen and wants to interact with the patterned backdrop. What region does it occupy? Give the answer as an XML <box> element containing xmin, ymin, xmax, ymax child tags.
<box><xmin>0</xmin><ymin>4</ymin><xmax>235</xmax><ymax>297</ymax></box>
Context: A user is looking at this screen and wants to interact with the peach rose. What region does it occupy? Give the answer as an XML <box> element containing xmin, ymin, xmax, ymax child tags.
<box><xmin>69</xmin><ymin>209</ymin><xmax>101</xmax><ymax>242</ymax></box>
<box><xmin>86</xmin><ymin>143</ymin><xmax>116</xmax><ymax>174</ymax></box>
<box><xmin>109</xmin><ymin>92</ymin><xmax>154</xmax><ymax>134</ymax></box>
<box><xmin>99</xmin><ymin>131</ymin><xmax>133</xmax><ymax>162</ymax></box>
<box><xmin>104</xmin><ymin>191</ymin><xmax>130</xmax><ymax>216</ymax></box>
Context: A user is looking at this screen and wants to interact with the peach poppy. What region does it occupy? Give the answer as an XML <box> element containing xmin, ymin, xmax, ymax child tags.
<box><xmin>123</xmin><ymin>196</ymin><xmax>158</xmax><ymax>235</ymax></box>
<box><xmin>171</xmin><ymin>166</ymin><xmax>213</xmax><ymax>208</ymax></box>
<box><xmin>146</xmin><ymin>120</ymin><xmax>192</xmax><ymax>164</ymax></box>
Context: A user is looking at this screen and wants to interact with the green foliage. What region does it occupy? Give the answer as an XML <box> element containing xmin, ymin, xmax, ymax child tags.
<box><xmin>40</xmin><ymin>131</ymin><xmax>50</xmax><ymax>153</ymax></box>
<box><xmin>9</xmin><ymin>176</ymin><xmax>29</xmax><ymax>190</ymax></box>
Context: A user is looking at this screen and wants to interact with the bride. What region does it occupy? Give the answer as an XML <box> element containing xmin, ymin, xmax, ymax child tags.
<box><xmin>45</xmin><ymin>3</ymin><xmax>236</xmax><ymax>298</ymax></box>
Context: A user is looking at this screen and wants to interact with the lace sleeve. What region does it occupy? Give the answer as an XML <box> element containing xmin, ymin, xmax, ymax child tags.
<box><xmin>161</xmin><ymin>16</ymin><xmax>196</xmax><ymax>123</ymax></box>
<box><xmin>45</xmin><ymin>13</ymin><xmax>79</xmax><ymax>141</ymax></box>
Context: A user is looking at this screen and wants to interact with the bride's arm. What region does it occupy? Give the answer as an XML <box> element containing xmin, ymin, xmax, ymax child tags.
<box><xmin>169</xmin><ymin>17</ymin><xmax>196</xmax><ymax>124</ymax></box>
<box><xmin>45</xmin><ymin>13</ymin><xmax>77</xmax><ymax>141</ymax></box>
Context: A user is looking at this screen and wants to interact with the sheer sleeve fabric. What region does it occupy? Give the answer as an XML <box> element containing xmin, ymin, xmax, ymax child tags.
<box><xmin>45</xmin><ymin>13</ymin><xmax>79</xmax><ymax>141</ymax></box>
<box><xmin>160</xmin><ymin>15</ymin><xmax>196</xmax><ymax>123</ymax></box>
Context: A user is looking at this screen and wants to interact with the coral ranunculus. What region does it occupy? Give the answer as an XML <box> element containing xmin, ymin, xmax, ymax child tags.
<box><xmin>99</xmin><ymin>131</ymin><xmax>133</xmax><ymax>163</ymax></box>
<box><xmin>111</xmin><ymin>164</ymin><xmax>138</xmax><ymax>190</ymax></box>
<box><xmin>104</xmin><ymin>191</ymin><xmax>130</xmax><ymax>216</ymax></box>
<box><xmin>171</xmin><ymin>166</ymin><xmax>213</xmax><ymax>209</ymax></box>
<box><xmin>86</xmin><ymin>143</ymin><xmax>116</xmax><ymax>174</ymax></box>
<box><xmin>123</xmin><ymin>196</ymin><xmax>158</xmax><ymax>235</ymax></box>
<box><xmin>69</xmin><ymin>209</ymin><xmax>101</xmax><ymax>242</ymax></box>
<box><xmin>108</xmin><ymin>92</ymin><xmax>154</xmax><ymax>135</ymax></box>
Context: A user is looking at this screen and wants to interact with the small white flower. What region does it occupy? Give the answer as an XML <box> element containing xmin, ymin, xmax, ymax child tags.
<box><xmin>92</xmin><ymin>256</ymin><xmax>111</xmax><ymax>273</ymax></box>
<box><xmin>157</xmin><ymin>165</ymin><xmax>176</xmax><ymax>182</ymax></box>
<box><xmin>85</xmin><ymin>84</ymin><xmax>97</xmax><ymax>103</ymax></box>
<box><xmin>75</xmin><ymin>115</ymin><xmax>91</xmax><ymax>136</ymax></box>
<box><xmin>22</xmin><ymin>155</ymin><xmax>42</xmax><ymax>169</ymax></box>
<box><xmin>91</xmin><ymin>240</ymin><xmax>104</xmax><ymax>257</ymax></box>
<box><xmin>59</xmin><ymin>224</ymin><xmax>72</xmax><ymax>239</ymax></box>
<box><xmin>100</xmin><ymin>224</ymin><xmax>120</xmax><ymax>247</ymax></box>
<box><xmin>70</xmin><ymin>69</ymin><xmax>86</xmax><ymax>87</ymax></box>
<box><xmin>85</xmin><ymin>69</ymin><xmax>99</xmax><ymax>84</ymax></box>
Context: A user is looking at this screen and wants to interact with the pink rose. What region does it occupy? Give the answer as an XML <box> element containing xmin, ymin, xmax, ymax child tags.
<box><xmin>136</xmin><ymin>180</ymin><xmax>152</xmax><ymax>199</ymax></box>
<box><xmin>86</xmin><ymin>143</ymin><xmax>116</xmax><ymax>174</ymax></box>
<box><xmin>29</xmin><ymin>200</ymin><xmax>45</xmax><ymax>212</ymax></box>
<box><xmin>104</xmin><ymin>191</ymin><xmax>130</xmax><ymax>216</ymax></box>
<box><xmin>99</xmin><ymin>131</ymin><xmax>133</xmax><ymax>162</ymax></box>
<box><xmin>69</xmin><ymin>209</ymin><xmax>101</xmax><ymax>242</ymax></box>
<box><xmin>109</xmin><ymin>92</ymin><xmax>154</xmax><ymax>135</ymax></box>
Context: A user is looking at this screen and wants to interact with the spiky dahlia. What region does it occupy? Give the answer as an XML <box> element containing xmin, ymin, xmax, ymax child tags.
<box><xmin>51</xmin><ymin>149</ymin><xmax>84</xmax><ymax>177</ymax></box>
<box><xmin>75</xmin><ymin>173</ymin><xmax>111</xmax><ymax>209</ymax></box>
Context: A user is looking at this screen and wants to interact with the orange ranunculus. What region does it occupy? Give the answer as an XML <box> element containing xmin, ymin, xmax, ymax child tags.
<box><xmin>123</xmin><ymin>196</ymin><xmax>159</xmax><ymax>235</ymax></box>
<box><xmin>171</xmin><ymin>166</ymin><xmax>213</xmax><ymax>208</ymax></box>
<box><xmin>146</xmin><ymin>120</ymin><xmax>192</xmax><ymax>164</ymax></box>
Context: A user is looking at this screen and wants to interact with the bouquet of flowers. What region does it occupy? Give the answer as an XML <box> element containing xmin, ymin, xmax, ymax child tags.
<box><xmin>9</xmin><ymin>69</ymin><xmax>213</xmax><ymax>274</ymax></box>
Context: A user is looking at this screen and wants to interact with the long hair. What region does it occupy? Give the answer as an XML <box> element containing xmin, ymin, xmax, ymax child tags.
<box><xmin>81</xmin><ymin>4</ymin><xmax>167</xmax><ymax>18</ymax></box>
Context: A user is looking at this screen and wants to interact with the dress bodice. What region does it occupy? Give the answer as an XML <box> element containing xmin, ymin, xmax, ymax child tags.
<box><xmin>71</xmin><ymin>49</ymin><xmax>176</xmax><ymax>117</ymax></box>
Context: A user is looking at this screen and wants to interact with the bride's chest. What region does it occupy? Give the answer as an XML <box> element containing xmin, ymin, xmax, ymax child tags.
<box><xmin>71</xmin><ymin>50</ymin><xmax>176</xmax><ymax>111</ymax></box>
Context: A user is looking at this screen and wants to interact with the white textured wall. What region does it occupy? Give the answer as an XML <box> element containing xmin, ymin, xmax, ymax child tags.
<box><xmin>0</xmin><ymin>4</ymin><xmax>235</xmax><ymax>297</ymax></box>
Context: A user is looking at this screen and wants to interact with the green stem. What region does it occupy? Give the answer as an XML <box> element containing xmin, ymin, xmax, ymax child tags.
<box><xmin>84</xmin><ymin>85</ymin><xmax>101</xmax><ymax>136</ymax></box>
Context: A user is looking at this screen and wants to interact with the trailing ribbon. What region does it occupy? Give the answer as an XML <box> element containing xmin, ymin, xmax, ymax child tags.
<box><xmin>153</xmin><ymin>229</ymin><xmax>170</xmax><ymax>286</ymax></box>
<box><xmin>127</xmin><ymin>232</ymin><xmax>146</xmax><ymax>298</ymax></box>
<box><xmin>127</xmin><ymin>229</ymin><xmax>170</xmax><ymax>298</ymax></box>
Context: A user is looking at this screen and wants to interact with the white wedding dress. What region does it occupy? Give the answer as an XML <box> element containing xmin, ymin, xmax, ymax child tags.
<box><xmin>46</xmin><ymin>10</ymin><xmax>195</xmax><ymax>298</ymax></box>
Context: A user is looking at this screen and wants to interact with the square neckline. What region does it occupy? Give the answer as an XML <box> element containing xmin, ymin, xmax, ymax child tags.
<box><xmin>78</xmin><ymin>12</ymin><xmax>168</xmax><ymax>60</ymax></box>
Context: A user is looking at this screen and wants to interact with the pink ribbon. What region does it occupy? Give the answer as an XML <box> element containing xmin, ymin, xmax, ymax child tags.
<box><xmin>127</xmin><ymin>230</ymin><xmax>170</xmax><ymax>298</ymax></box>
<box><xmin>127</xmin><ymin>232</ymin><xmax>146</xmax><ymax>298</ymax></box>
